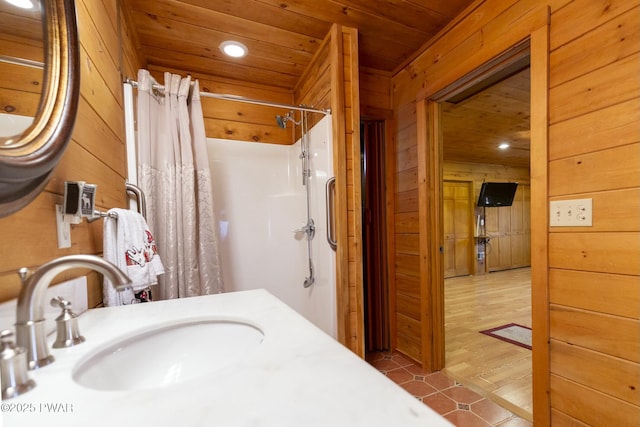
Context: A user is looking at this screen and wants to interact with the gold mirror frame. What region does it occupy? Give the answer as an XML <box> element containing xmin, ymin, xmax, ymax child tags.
<box><xmin>0</xmin><ymin>0</ymin><xmax>80</xmax><ymax>217</ymax></box>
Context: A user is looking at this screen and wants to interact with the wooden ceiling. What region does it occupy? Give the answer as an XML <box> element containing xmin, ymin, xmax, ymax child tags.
<box><xmin>443</xmin><ymin>68</ymin><xmax>531</xmax><ymax>169</ymax></box>
<box><xmin>124</xmin><ymin>0</ymin><xmax>475</xmax><ymax>89</ymax></box>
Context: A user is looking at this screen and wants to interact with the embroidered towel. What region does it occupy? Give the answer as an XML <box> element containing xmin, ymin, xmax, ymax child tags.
<box><xmin>103</xmin><ymin>208</ymin><xmax>165</xmax><ymax>306</ymax></box>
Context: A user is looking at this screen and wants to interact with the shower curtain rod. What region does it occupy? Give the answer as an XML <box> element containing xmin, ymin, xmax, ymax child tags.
<box><xmin>124</xmin><ymin>78</ymin><xmax>331</xmax><ymax>115</ymax></box>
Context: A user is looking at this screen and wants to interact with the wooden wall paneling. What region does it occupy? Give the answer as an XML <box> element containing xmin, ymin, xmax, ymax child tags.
<box><xmin>418</xmin><ymin>0</ymin><xmax>547</xmax><ymax>100</ymax></box>
<box><xmin>546</xmin><ymin>1</ymin><xmax>640</xmax><ymax>423</ymax></box>
<box><xmin>549</xmin><ymin>99</ymin><xmax>640</xmax><ymax>161</ymax></box>
<box><xmin>0</xmin><ymin>36</ymin><xmax>43</xmax><ymax>118</ymax></box>
<box><xmin>549</xmin><ymin>269</ymin><xmax>639</xmax><ymax>319</ymax></box>
<box><xmin>550</xmin><ymin>305</ymin><xmax>639</xmax><ymax>363</ymax></box>
<box><xmin>359</xmin><ymin>66</ymin><xmax>392</xmax><ymax>118</ymax></box>
<box><xmin>71</xmin><ymin>97</ymin><xmax>125</xmax><ymax>178</ymax></box>
<box><xmin>549</xmin><ymin>0</ymin><xmax>639</xmax><ymax>51</ymax></box>
<box><xmin>550</xmin><ymin>375</ymin><xmax>640</xmax><ymax>427</ymax></box>
<box><xmin>118</xmin><ymin>0</ymin><xmax>146</xmax><ymax>79</ymax></box>
<box><xmin>0</xmin><ymin>0</ymin><xmax>139</xmax><ymax>306</ymax></box>
<box><xmin>343</xmin><ymin>26</ymin><xmax>364</xmax><ymax>356</ymax></box>
<box><xmin>549</xmin><ymin>6</ymin><xmax>639</xmax><ymax>89</ymax></box>
<box><xmin>549</xmin><ymin>189</ymin><xmax>640</xmax><ymax>233</ymax></box>
<box><xmin>549</xmin><ymin>232</ymin><xmax>640</xmax><ymax>276</ymax></box>
<box><xmin>549</xmin><ymin>52</ymin><xmax>639</xmax><ymax>125</ymax></box>
<box><xmin>548</xmin><ymin>143</ymin><xmax>640</xmax><ymax>196</ymax></box>
<box><xmin>203</xmin><ymin>118</ymin><xmax>291</xmax><ymax>144</ymax></box>
<box><xmin>550</xmin><ymin>339</ymin><xmax>639</xmax><ymax>404</ymax></box>
<box><xmin>0</xmin><ymin>87</ymin><xmax>39</xmax><ymax>117</ymax></box>
<box><xmin>550</xmin><ymin>409</ymin><xmax>590</xmax><ymax>427</ymax></box>
<box><xmin>312</xmin><ymin>24</ymin><xmax>350</xmax><ymax>349</ymax></box>
<box><xmin>147</xmin><ymin>66</ymin><xmax>295</xmax><ymax>145</ymax></box>
<box><xmin>0</xmin><ymin>4</ymin><xmax>41</xmax><ymax>43</ymax></box>
<box><xmin>528</xmin><ymin>25</ymin><xmax>550</xmax><ymax>425</ymax></box>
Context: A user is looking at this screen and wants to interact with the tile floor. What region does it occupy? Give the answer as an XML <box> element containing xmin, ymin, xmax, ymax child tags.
<box><xmin>366</xmin><ymin>351</ymin><xmax>533</xmax><ymax>427</ymax></box>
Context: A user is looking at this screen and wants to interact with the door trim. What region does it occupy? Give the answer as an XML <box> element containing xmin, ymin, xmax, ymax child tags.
<box><xmin>418</xmin><ymin>28</ymin><xmax>550</xmax><ymax>424</ymax></box>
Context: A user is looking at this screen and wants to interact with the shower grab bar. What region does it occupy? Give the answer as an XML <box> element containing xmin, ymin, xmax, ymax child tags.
<box><xmin>125</xmin><ymin>182</ymin><xmax>147</xmax><ymax>220</ymax></box>
<box><xmin>88</xmin><ymin>182</ymin><xmax>147</xmax><ymax>222</ymax></box>
<box><xmin>325</xmin><ymin>177</ymin><xmax>337</xmax><ymax>251</ymax></box>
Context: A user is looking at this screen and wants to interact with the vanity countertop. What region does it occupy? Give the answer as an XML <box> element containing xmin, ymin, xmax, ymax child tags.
<box><xmin>4</xmin><ymin>289</ymin><xmax>452</xmax><ymax>427</ymax></box>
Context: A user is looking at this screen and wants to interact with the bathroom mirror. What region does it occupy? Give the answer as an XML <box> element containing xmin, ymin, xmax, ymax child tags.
<box><xmin>0</xmin><ymin>0</ymin><xmax>80</xmax><ymax>217</ymax></box>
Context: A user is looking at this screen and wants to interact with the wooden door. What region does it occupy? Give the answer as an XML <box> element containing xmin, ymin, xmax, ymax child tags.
<box><xmin>443</xmin><ymin>181</ymin><xmax>472</xmax><ymax>278</ymax></box>
<box><xmin>486</xmin><ymin>184</ymin><xmax>530</xmax><ymax>271</ymax></box>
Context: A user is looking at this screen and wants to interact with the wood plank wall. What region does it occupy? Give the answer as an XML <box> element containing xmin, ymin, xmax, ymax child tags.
<box><xmin>0</xmin><ymin>3</ymin><xmax>43</xmax><ymax>117</ymax></box>
<box><xmin>147</xmin><ymin>66</ymin><xmax>295</xmax><ymax>146</ymax></box>
<box><xmin>443</xmin><ymin>161</ymin><xmax>530</xmax><ymax>275</ymax></box>
<box><xmin>294</xmin><ymin>25</ymin><xmax>364</xmax><ymax>355</ymax></box>
<box><xmin>547</xmin><ymin>0</ymin><xmax>640</xmax><ymax>425</ymax></box>
<box><xmin>0</xmin><ymin>0</ymin><xmax>144</xmax><ymax>306</ymax></box>
<box><xmin>391</xmin><ymin>0</ymin><xmax>639</xmax><ymax>424</ymax></box>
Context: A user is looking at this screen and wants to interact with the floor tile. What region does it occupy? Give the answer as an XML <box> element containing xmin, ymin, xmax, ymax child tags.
<box><xmin>400</xmin><ymin>380</ymin><xmax>438</xmax><ymax>398</ymax></box>
<box><xmin>425</xmin><ymin>371</ymin><xmax>457</xmax><ymax>391</ymax></box>
<box><xmin>386</xmin><ymin>368</ymin><xmax>413</xmax><ymax>384</ymax></box>
<box><xmin>441</xmin><ymin>385</ymin><xmax>485</xmax><ymax>404</ymax></box>
<box><xmin>445</xmin><ymin>410</ymin><xmax>492</xmax><ymax>426</ymax></box>
<box><xmin>495</xmin><ymin>416</ymin><xmax>533</xmax><ymax>427</ymax></box>
<box><xmin>422</xmin><ymin>392</ymin><xmax>458</xmax><ymax>415</ymax></box>
<box><xmin>369</xmin><ymin>358</ymin><xmax>401</xmax><ymax>372</ymax></box>
<box><xmin>471</xmin><ymin>398</ymin><xmax>513</xmax><ymax>425</ymax></box>
<box><xmin>367</xmin><ymin>350</ymin><xmax>532</xmax><ymax>427</ymax></box>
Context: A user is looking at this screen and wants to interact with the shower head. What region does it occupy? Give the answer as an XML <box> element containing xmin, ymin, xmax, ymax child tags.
<box><xmin>275</xmin><ymin>110</ymin><xmax>300</xmax><ymax>129</ymax></box>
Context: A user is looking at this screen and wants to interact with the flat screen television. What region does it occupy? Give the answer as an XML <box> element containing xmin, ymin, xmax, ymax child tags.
<box><xmin>477</xmin><ymin>182</ymin><xmax>518</xmax><ymax>207</ymax></box>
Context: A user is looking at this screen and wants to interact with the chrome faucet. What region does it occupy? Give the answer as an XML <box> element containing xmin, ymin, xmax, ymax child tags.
<box><xmin>16</xmin><ymin>254</ymin><xmax>131</xmax><ymax>370</ymax></box>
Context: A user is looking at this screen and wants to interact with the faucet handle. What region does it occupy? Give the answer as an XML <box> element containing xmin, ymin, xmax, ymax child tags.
<box><xmin>0</xmin><ymin>329</ymin><xmax>36</xmax><ymax>399</ymax></box>
<box><xmin>50</xmin><ymin>297</ymin><xmax>85</xmax><ymax>349</ymax></box>
<box><xmin>50</xmin><ymin>296</ymin><xmax>72</xmax><ymax>310</ymax></box>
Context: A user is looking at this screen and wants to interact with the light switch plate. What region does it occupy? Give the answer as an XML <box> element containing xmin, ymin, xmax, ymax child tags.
<box><xmin>550</xmin><ymin>198</ymin><xmax>593</xmax><ymax>227</ymax></box>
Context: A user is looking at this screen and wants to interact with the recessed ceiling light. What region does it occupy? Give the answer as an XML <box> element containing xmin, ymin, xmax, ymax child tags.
<box><xmin>5</xmin><ymin>0</ymin><xmax>34</xmax><ymax>9</ymax></box>
<box><xmin>498</xmin><ymin>143</ymin><xmax>510</xmax><ymax>150</ymax></box>
<box><xmin>219</xmin><ymin>41</ymin><xmax>248</xmax><ymax>58</ymax></box>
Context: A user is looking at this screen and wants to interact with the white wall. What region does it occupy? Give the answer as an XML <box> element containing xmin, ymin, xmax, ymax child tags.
<box><xmin>0</xmin><ymin>113</ymin><xmax>33</xmax><ymax>137</ymax></box>
<box><xmin>206</xmin><ymin>116</ymin><xmax>336</xmax><ymax>338</ymax></box>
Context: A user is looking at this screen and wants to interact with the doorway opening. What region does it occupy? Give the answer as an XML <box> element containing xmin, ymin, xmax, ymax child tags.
<box><xmin>361</xmin><ymin>120</ymin><xmax>390</xmax><ymax>352</ymax></box>
<box><xmin>436</xmin><ymin>45</ymin><xmax>534</xmax><ymax>420</ymax></box>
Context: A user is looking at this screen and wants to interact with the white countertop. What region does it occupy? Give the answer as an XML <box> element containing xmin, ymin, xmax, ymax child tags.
<box><xmin>3</xmin><ymin>290</ymin><xmax>452</xmax><ymax>427</ymax></box>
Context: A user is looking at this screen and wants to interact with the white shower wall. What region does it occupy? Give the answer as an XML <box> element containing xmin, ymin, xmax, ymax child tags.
<box><xmin>206</xmin><ymin>116</ymin><xmax>336</xmax><ymax>338</ymax></box>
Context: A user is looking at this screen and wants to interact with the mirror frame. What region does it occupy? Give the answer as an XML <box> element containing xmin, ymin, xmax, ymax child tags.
<box><xmin>0</xmin><ymin>0</ymin><xmax>80</xmax><ymax>217</ymax></box>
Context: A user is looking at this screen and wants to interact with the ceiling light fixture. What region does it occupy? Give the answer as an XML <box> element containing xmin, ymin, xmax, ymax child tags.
<box><xmin>498</xmin><ymin>143</ymin><xmax>510</xmax><ymax>150</ymax></box>
<box><xmin>219</xmin><ymin>41</ymin><xmax>248</xmax><ymax>58</ymax></box>
<box><xmin>5</xmin><ymin>0</ymin><xmax>34</xmax><ymax>8</ymax></box>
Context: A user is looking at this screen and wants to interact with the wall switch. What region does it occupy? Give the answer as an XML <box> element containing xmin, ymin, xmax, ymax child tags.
<box><xmin>56</xmin><ymin>204</ymin><xmax>72</xmax><ymax>248</ymax></box>
<box><xmin>550</xmin><ymin>198</ymin><xmax>593</xmax><ymax>227</ymax></box>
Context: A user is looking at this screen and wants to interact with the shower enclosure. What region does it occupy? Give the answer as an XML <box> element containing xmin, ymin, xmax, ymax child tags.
<box><xmin>207</xmin><ymin>115</ymin><xmax>337</xmax><ymax>338</ymax></box>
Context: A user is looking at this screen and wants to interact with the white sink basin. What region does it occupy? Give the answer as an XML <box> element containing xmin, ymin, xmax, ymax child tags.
<box><xmin>72</xmin><ymin>318</ymin><xmax>264</xmax><ymax>391</ymax></box>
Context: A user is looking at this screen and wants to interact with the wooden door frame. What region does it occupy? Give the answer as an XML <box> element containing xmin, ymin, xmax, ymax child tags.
<box><xmin>417</xmin><ymin>28</ymin><xmax>549</xmax><ymax>424</ymax></box>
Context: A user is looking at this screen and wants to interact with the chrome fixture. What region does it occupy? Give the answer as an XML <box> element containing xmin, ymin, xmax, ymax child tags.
<box><xmin>88</xmin><ymin>182</ymin><xmax>147</xmax><ymax>222</ymax></box>
<box><xmin>0</xmin><ymin>329</ymin><xmax>35</xmax><ymax>399</ymax></box>
<box><xmin>325</xmin><ymin>177</ymin><xmax>337</xmax><ymax>251</ymax></box>
<box><xmin>16</xmin><ymin>254</ymin><xmax>131</xmax><ymax>370</ymax></box>
<box><xmin>50</xmin><ymin>296</ymin><xmax>85</xmax><ymax>348</ymax></box>
<box><xmin>299</xmin><ymin>110</ymin><xmax>315</xmax><ymax>288</ymax></box>
<box><xmin>275</xmin><ymin>110</ymin><xmax>301</xmax><ymax>129</ymax></box>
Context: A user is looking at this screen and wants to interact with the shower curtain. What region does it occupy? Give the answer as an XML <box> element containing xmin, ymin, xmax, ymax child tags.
<box><xmin>136</xmin><ymin>69</ymin><xmax>224</xmax><ymax>299</ymax></box>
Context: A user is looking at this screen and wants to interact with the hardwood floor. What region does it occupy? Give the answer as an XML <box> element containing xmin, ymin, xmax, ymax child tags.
<box><xmin>444</xmin><ymin>267</ymin><xmax>532</xmax><ymax>421</ymax></box>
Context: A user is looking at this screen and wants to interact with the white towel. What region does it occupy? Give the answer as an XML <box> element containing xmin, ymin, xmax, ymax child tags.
<box><xmin>103</xmin><ymin>208</ymin><xmax>165</xmax><ymax>306</ymax></box>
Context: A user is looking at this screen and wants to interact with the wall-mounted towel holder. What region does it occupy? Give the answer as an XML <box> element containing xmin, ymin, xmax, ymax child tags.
<box><xmin>89</xmin><ymin>182</ymin><xmax>147</xmax><ymax>221</ymax></box>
